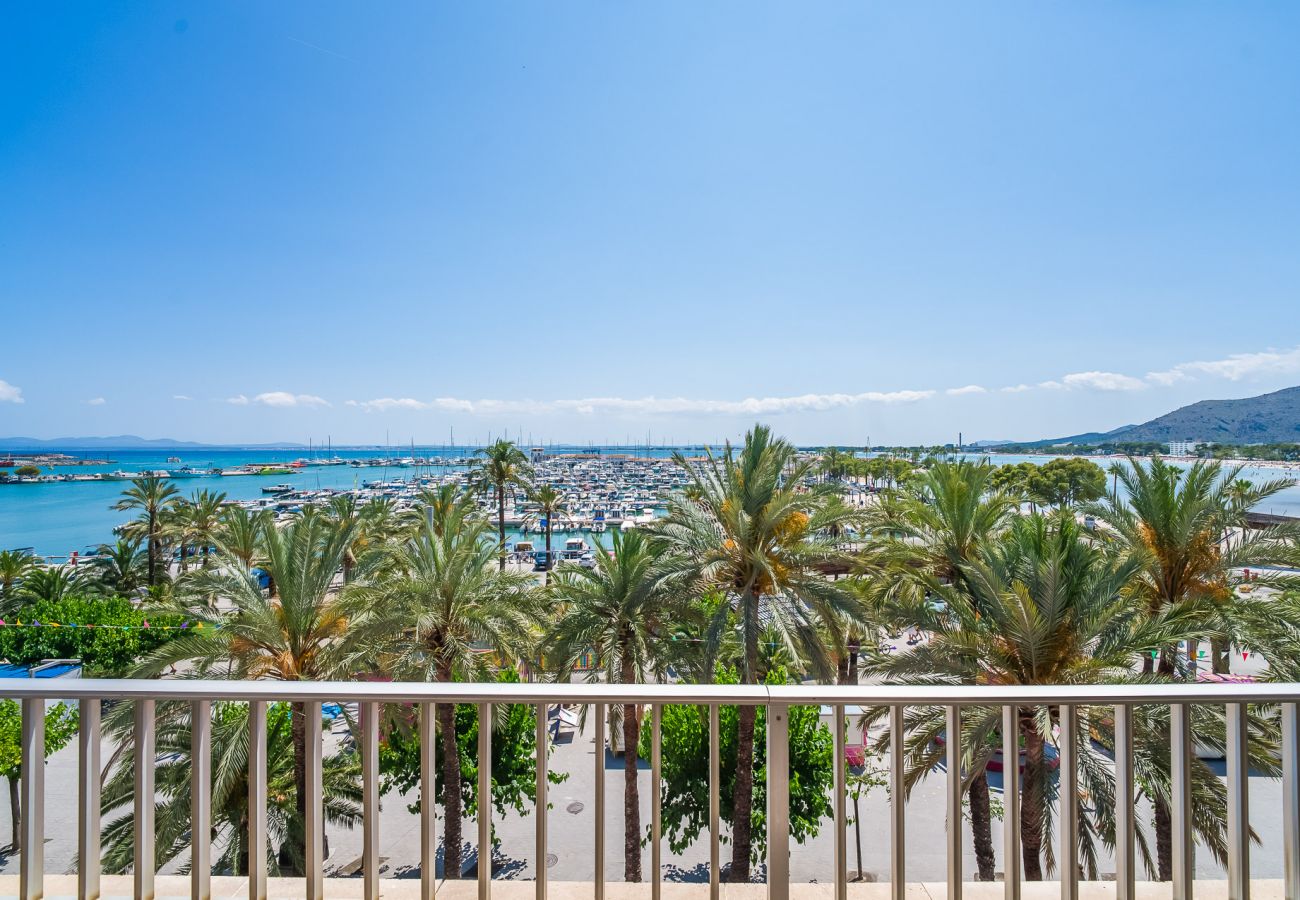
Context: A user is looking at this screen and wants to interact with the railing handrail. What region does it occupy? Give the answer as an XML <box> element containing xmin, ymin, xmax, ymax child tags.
<box><xmin>2</xmin><ymin>677</ymin><xmax>1298</xmax><ymax>705</ymax></box>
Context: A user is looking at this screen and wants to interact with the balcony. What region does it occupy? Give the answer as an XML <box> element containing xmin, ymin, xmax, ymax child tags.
<box><xmin>1</xmin><ymin>680</ymin><xmax>1297</xmax><ymax>900</ymax></box>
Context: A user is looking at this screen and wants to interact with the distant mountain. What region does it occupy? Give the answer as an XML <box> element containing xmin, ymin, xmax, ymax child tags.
<box><xmin>1112</xmin><ymin>386</ymin><xmax>1300</xmax><ymax>444</ymax></box>
<box><xmin>0</xmin><ymin>435</ymin><xmax>307</xmax><ymax>450</ymax></box>
<box><xmin>1020</xmin><ymin>386</ymin><xmax>1300</xmax><ymax>447</ymax></box>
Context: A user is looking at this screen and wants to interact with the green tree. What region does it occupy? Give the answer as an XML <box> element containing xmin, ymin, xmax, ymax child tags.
<box><xmin>100</xmin><ymin>701</ymin><xmax>360</xmax><ymax>876</ymax></box>
<box><xmin>866</xmin><ymin>459</ymin><xmax>1015</xmax><ymax>880</ymax></box>
<box><xmin>0</xmin><ymin>596</ymin><xmax>179</xmax><ymax>675</ymax></box>
<box><xmin>1084</xmin><ymin>456</ymin><xmax>1300</xmax><ymax>879</ymax></box>
<box><xmin>14</xmin><ymin>565</ymin><xmax>88</xmax><ymax>605</ymax></box>
<box><xmin>0</xmin><ymin>550</ymin><xmax>40</xmax><ymax>615</ymax></box>
<box><xmin>213</xmin><ymin>505</ymin><xmax>269</xmax><ymax>573</ymax></box>
<box><xmin>343</xmin><ymin>496</ymin><xmax>538</xmax><ymax>879</ymax></box>
<box><xmin>469</xmin><ymin>439</ymin><xmax>533</xmax><ymax>570</ymax></box>
<box><xmin>524</xmin><ymin>484</ymin><xmax>567</xmax><ymax>584</ymax></box>
<box><xmin>13</xmin><ymin>465</ymin><xmax>40</xmax><ymax>478</ymax></box>
<box><xmin>135</xmin><ymin>508</ymin><xmax>361</xmax><ymax>872</ymax></box>
<box><xmin>113</xmin><ymin>476</ymin><xmax>180</xmax><ymax>586</ymax></box>
<box><xmin>88</xmin><ymin>538</ymin><xmax>149</xmax><ymax>597</ymax></box>
<box><xmin>378</xmin><ymin>671</ymin><xmax>566</xmax><ymax>874</ymax></box>
<box><xmin>543</xmin><ymin>529</ymin><xmax>678</xmax><ymax>880</ymax></box>
<box><xmin>0</xmin><ymin>700</ymin><xmax>78</xmax><ymax>849</ymax></box>
<box><xmin>640</xmin><ymin>668</ymin><xmax>833</xmax><ymax>869</ymax></box>
<box><xmin>654</xmin><ymin>424</ymin><xmax>858</xmax><ymax>880</ymax></box>
<box><xmin>1031</xmin><ymin>458</ymin><xmax>1107</xmax><ymax>509</ymax></box>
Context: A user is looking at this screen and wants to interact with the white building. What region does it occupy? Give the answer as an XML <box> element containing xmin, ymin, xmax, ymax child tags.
<box><xmin>1167</xmin><ymin>440</ymin><xmax>1203</xmax><ymax>456</ymax></box>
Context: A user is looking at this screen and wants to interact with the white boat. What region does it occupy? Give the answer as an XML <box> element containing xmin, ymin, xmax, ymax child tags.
<box><xmin>262</xmin><ymin>483</ymin><xmax>294</xmax><ymax>494</ymax></box>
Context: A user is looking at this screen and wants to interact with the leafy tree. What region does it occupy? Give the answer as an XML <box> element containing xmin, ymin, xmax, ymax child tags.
<box><xmin>1032</xmin><ymin>458</ymin><xmax>1107</xmax><ymax>509</ymax></box>
<box><xmin>640</xmin><ymin>668</ymin><xmax>832</xmax><ymax>869</ymax></box>
<box><xmin>0</xmin><ymin>595</ymin><xmax>179</xmax><ymax>675</ymax></box>
<box><xmin>112</xmin><ymin>476</ymin><xmax>180</xmax><ymax>586</ymax></box>
<box><xmin>343</xmin><ymin>495</ymin><xmax>538</xmax><ymax>879</ymax></box>
<box><xmin>0</xmin><ymin>700</ymin><xmax>78</xmax><ymax>849</ymax></box>
<box><xmin>544</xmin><ymin>529</ymin><xmax>679</xmax><ymax>880</ymax></box>
<box><xmin>100</xmin><ymin>701</ymin><xmax>360</xmax><ymax>876</ymax></box>
<box><xmin>13</xmin><ymin>465</ymin><xmax>40</xmax><ymax>478</ymax></box>
<box><xmin>14</xmin><ymin>565</ymin><xmax>89</xmax><ymax>605</ymax></box>
<box><xmin>378</xmin><ymin>671</ymin><xmax>566</xmax><ymax>872</ymax></box>
<box><xmin>654</xmin><ymin>424</ymin><xmax>858</xmax><ymax>880</ymax></box>
<box><xmin>469</xmin><ymin>439</ymin><xmax>533</xmax><ymax>570</ymax></box>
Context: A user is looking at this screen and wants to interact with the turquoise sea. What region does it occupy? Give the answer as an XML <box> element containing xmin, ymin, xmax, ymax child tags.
<box><xmin>3</xmin><ymin>447</ymin><xmax>1299</xmax><ymax>559</ymax></box>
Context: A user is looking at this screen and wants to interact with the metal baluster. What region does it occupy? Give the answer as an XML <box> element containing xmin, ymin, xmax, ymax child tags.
<box><xmin>1114</xmin><ymin>704</ymin><xmax>1135</xmax><ymax>900</ymax></box>
<box><xmin>946</xmin><ymin>705</ymin><xmax>962</xmax><ymax>900</ymax></box>
<box><xmin>190</xmin><ymin>700</ymin><xmax>211</xmax><ymax>900</ymax></box>
<box><xmin>20</xmin><ymin>698</ymin><xmax>44</xmax><ymax>900</ymax></box>
<box><xmin>1059</xmin><ymin>705</ymin><xmax>1078</xmax><ymax>900</ymax></box>
<box><xmin>1283</xmin><ymin>702</ymin><xmax>1299</xmax><ymax>900</ymax></box>
<box><xmin>79</xmin><ymin>697</ymin><xmax>101</xmax><ymax>900</ymax></box>
<box><xmin>1171</xmin><ymin>703</ymin><xmax>1194</xmax><ymax>900</ymax></box>
<box><xmin>305</xmin><ymin>701</ymin><xmax>324</xmax><ymax>900</ymax></box>
<box><xmin>362</xmin><ymin>701</ymin><xmax>380</xmax><ymax>900</ymax></box>
<box><xmin>594</xmin><ymin>702</ymin><xmax>606</xmax><ymax>900</ymax></box>
<box><xmin>422</xmin><ymin>702</ymin><xmax>438</xmax><ymax>899</ymax></box>
<box><xmin>535</xmin><ymin>703</ymin><xmax>547</xmax><ymax>900</ymax></box>
<box><xmin>651</xmin><ymin>703</ymin><xmax>662</xmax><ymax>900</ymax></box>
<box><xmin>768</xmin><ymin>702</ymin><xmax>791</xmax><ymax>900</ymax></box>
<box><xmin>890</xmin><ymin>705</ymin><xmax>906</xmax><ymax>900</ymax></box>
<box><xmin>709</xmin><ymin>703</ymin><xmax>720</xmax><ymax>900</ymax></box>
<box><xmin>478</xmin><ymin>702</ymin><xmax>492</xmax><ymax>900</ymax></box>
<box><xmin>1226</xmin><ymin>702</ymin><xmax>1250</xmax><ymax>900</ymax></box>
<box><xmin>833</xmin><ymin>703</ymin><xmax>847</xmax><ymax>900</ymax></box>
<box><xmin>1002</xmin><ymin>705</ymin><xmax>1020</xmax><ymax>900</ymax></box>
<box><xmin>248</xmin><ymin>699</ymin><xmax>267</xmax><ymax>900</ymax></box>
<box><xmin>134</xmin><ymin>698</ymin><xmax>156</xmax><ymax>900</ymax></box>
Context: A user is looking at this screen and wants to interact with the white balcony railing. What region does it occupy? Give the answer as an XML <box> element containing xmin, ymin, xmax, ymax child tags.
<box><xmin>2</xmin><ymin>679</ymin><xmax>1298</xmax><ymax>900</ymax></box>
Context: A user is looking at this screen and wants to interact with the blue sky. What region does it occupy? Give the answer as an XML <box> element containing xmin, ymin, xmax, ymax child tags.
<box><xmin>2</xmin><ymin>2</ymin><xmax>1299</xmax><ymax>446</ymax></box>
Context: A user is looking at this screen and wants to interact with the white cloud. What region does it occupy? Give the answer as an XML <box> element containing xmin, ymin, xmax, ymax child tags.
<box><xmin>0</xmin><ymin>380</ymin><xmax>23</xmax><ymax>404</ymax></box>
<box><xmin>1000</xmin><ymin>384</ymin><xmax>1033</xmax><ymax>393</ymax></box>
<box><xmin>945</xmin><ymin>384</ymin><xmax>986</xmax><ymax>396</ymax></box>
<box><xmin>1060</xmin><ymin>371</ymin><xmax>1147</xmax><ymax>392</ymax></box>
<box><xmin>348</xmin><ymin>390</ymin><xmax>937</xmax><ymax>417</ymax></box>
<box><xmin>1146</xmin><ymin>346</ymin><xmax>1300</xmax><ymax>385</ymax></box>
<box><xmin>227</xmin><ymin>392</ymin><xmax>328</xmax><ymax>408</ymax></box>
<box><xmin>86</xmin><ymin>397</ymin><xmax>106</xmax><ymax>406</ymax></box>
<box><xmin>252</xmin><ymin>391</ymin><xmax>329</xmax><ymax>408</ymax></box>
<box><xmin>1038</xmin><ymin>380</ymin><xmax>1064</xmax><ymax>390</ymax></box>
<box><xmin>173</xmin><ymin>394</ymin><xmax>193</xmax><ymax>401</ymax></box>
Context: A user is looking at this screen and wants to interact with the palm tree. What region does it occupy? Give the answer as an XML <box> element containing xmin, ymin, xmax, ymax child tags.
<box><xmin>214</xmin><ymin>505</ymin><xmax>269</xmax><ymax>573</ymax></box>
<box><xmin>327</xmin><ymin>494</ymin><xmax>404</xmax><ymax>582</ymax></box>
<box><xmin>113</xmin><ymin>476</ymin><xmax>180</xmax><ymax>586</ymax></box>
<box><xmin>135</xmin><ymin>509</ymin><xmax>360</xmax><ymax>871</ymax></box>
<box><xmin>525</xmin><ymin>484</ymin><xmax>568</xmax><ymax>584</ymax></box>
<box><xmin>343</xmin><ymin>496</ymin><xmax>538</xmax><ymax>879</ymax></box>
<box><xmin>164</xmin><ymin>489</ymin><xmax>228</xmax><ymax>573</ymax></box>
<box><xmin>100</xmin><ymin>701</ymin><xmax>360</xmax><ymax>876</ymax></box>
<box><xmin>15</xmin><ymin>565</ymin><xmax>87</xmax><ymax>604</ymax></box>
<box><xmin>89</xmin><ymin>538</ymin><xmax>149</xmax><ymax>597</ymax></box>
<box><xmin>1084</xmin><ymin>455</ymin><xmax>1300</xmax><ymax>878</ymax></box>
<box><xmin>653</xmin><ymin>424</ymin><xmax>859</xmax><ymax>880</ymax></box>
<box><xmin>543</xmin><ymin>529</ymin><xmax>677</xmax><ymax>881</ymax></box>
<box><xmin>865</xmin><ymin>459</ymin><xmax>1016</xmax><ymax>880</ymax></box>
<box><xmin>0</xmin><ymin>549</ymin><xmax>39</xmax><ymax>615</ymax></box>
<box><xmin>469</xmin><ymin>439</ymin><xmax>533</xmax><ymax>570</ymax></box>
<box><xmin>870</xmin><ymin>513</ymin><xmax>1276</xmax><ymax>880</ymax></box>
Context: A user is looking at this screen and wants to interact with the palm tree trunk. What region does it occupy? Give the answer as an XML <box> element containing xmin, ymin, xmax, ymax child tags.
<box><xmin>147</xmin><ymin>509</ymin><xmax>158</xmax><ymax>586</ymax></box>
<box><xmin>1154</xmin><ymin>648</ymin><xmax>1176</xmax><ymax>879</ymax></box>
<box><xmin>623</xmin><ymin>698</ymin><xmax>642</xmax><ymax>881</ymax></box>
<box><xmin>730</xmin><ymin>591</ymin><xmax>760</xmax><ymax>882</ymax></box>
<box><xmin>290</xmin><ymin>701</ymin><xmax>308</xmax><ymax>875</ymax></box>
<box><xmin>968</xmin><ymin>771</ymin><xmax>996</xmax><ymax>880</ymax></box>
<box><xmin>439</xmin><ymin>697</ymin><xmax>463</xmax><ymax>878</ymax></box>
<box><xmin>1020</xmin><ymin>723</ymin><xmax>1044</xmax><ymax>880</ymax></box>
<box><xmin>498</xmin><ymin>487</ymin><xmax>507</xmax><ymax>571</ymax></box>
<box><xmin>1211</xmin><ymin>636</ymin><xmax>1231</xmax><ymax>674</ymax></box>
<box><xmin>545</xmin><ymin>523</ymin><xmax>552</xmax><ymax>586</ymax></box>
